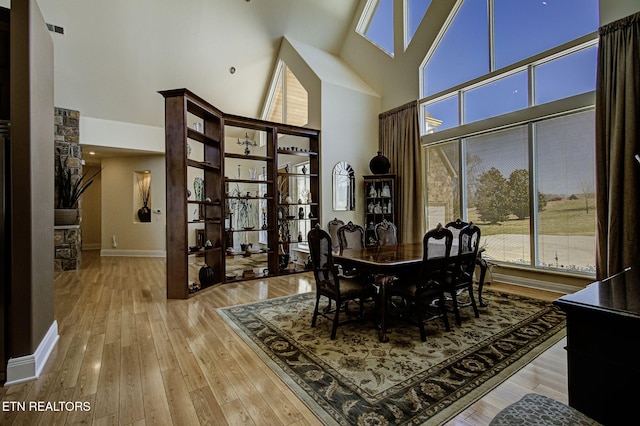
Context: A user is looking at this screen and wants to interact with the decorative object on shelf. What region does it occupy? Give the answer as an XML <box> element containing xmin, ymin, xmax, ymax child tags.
<box><xmin>137</xmin><ymin>173</ymin><xmax>152</xmax><ymax>222</ymax></box>
<box><xmin>249</xmin><ymin>168</ymin><xmax>257</xmax><ymax>180</ymax></box>
<box><xmin>284</xmin><ymin>163</ymin><xmax>291</xmax><ymax>173</ymax></box>
<box><xmin>306</xmin><ymin>191</ymin><xmax>312</xmax><ymax>204</ymax></box>
<box><xmin>279</xmin><ymin>253</ymin><xmax>290</xmax><ymax>271</ymax></box>
<box><xmin>198</xmin><ymin>264</ymin><xmax>214</xmax><ymax>286</ymax></box>
<box><xmin>187</xmin><ymin>189</ymin><xmax>192</xmax><ymax>199</ymax></box>
<box><xmin>237</xmin><ymin>132</ymin><xmax>257</xmax><ymax>155</ymax></box>
<box><xmin>298</xmin><ymin>207</ymin><xmax>304</xmax><ymax>219</ymax></box>
<box><xmin>193</xmin><ymin>122</ymin><xmax>202</xmax><ymax>132</ymax></box>
<box><xmin>368</xmin><ymin>221</ymin><xmax>375</xmax><ymax>230</ymax></box>
<box><xmin>285</xmin><ymin>195</ymin><xmax>293</xmax><ymax>204</ymax></box>
<box><xmin>309</xmin><ymin>211</ymin><xmax>315</xmax><ymax>218</ymax></box>
<box><xmin>369</xmin><ymin>184</ymin><xmax>377</xmax><ymax>198</ymax></box>
<box><xmin>55</xmin><ymin>155</ymin><xmax>101</xmax><ymax>226</ymax></box>
<box><xmin>374</xmin><ymin>203</ymin><xmax>383</xmax><ymax>214</ymax></box>
<box><xmin>368</xmin><ymin>201</ymin><xmax>374</xmax><ymax>213</ymax></box>
<box><xmin>262</xmin><ymin>207</ymin><xmax>268</xmax><ymax>229</ymax></box>
<box><xmin>227</xmin><ymin>184</ymin><xmax>254</xmax><ymax>229</ymax></box>
<box><xmin>186</xmin><ymin>143</ymin><xmax>192</xmax><ymax>159</ymax></box>
<box><xmin>261</xmin><ymin>166</ymin><xmax>266</xmax><ymax>180</ymax></box>
<box><xmin>241</xmin><ymin>242</ymin><xmax>253</xmax><ymax>252</ymax></box>
<box><xmin>302</xmin><ymin>164</ymin><xmax>307</xmax><ymax>174</ymax></box>
<box><xmin>298</xmin><ymin>231</ymin><xmax>303</xmax><ymax>242</ymax></box>
<box><xmin>204</xmin><ymin>240</ymin><xmax>213</xmax><ymax>248</ymax></box>
<box><xmin>381</xmin><ymin>183</ymin><xmax>391</xmax><ymax>198</ymax></box>
<box><xmin>237</xmin><ymin>164</ymin><xmax>241</xmax><ymax>179</ymax></box>
<box><xmin>242</xmin><ymin>269</ymin><xmax>256</xmax><ymax>279</ymax></box>
<box><xmin>369</xmin><ymin>151</ymin><xmax>391</xmax><ymax>174</ymax></box>
<box><xmin>193</xmin><ymin>177</ymin><xmax>203</xmax><ymax>201</ymax></box>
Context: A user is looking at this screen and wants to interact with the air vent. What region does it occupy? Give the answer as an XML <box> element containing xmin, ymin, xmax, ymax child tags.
<box><xmin>46</xmin><ymin>23</ymin><xmax>64</xmax><ymax>35</ymax></box>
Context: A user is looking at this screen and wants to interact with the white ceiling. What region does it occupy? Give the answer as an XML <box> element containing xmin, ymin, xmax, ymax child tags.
<box><xmin>36</xmin><ymin>0</ymin><xmax>361</xmax><ymax>129</ymax></box>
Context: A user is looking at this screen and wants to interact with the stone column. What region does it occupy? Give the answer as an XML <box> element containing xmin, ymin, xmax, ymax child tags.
<box><xmin>54</xmin><ymin>107</ymin><xmax>82</xmax><ymax>271</ymax></box>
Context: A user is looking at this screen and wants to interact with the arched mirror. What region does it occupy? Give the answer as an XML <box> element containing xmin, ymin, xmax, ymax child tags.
<box><xmin>332</xmin><ymin>162</ymin><xmax>355</xmax><ymax>211</ymax></box>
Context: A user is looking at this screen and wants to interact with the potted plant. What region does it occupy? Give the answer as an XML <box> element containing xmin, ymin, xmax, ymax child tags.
<box><xmin>55</xmin><ymin>155</ymin><xmax>101</xmax><ymax>226</ymax></box>
<box><xmin>137</xmin><ymin>173</ymin><xmax>151</xmax><ymax>222</ymax></box>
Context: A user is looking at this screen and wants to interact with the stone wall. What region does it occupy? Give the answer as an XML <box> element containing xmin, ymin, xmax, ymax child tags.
<box><xmin>54</xmin><ymin>107</ymin><xmax>82</xmax><ymax>271</ymax></box>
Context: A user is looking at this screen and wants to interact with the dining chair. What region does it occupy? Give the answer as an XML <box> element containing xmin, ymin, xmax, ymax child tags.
<box><xmin>327</xmin><ymin>218</ymin><xmax>345</xmax><ymax>253</ymax></box>
<box><xmin>389</xmin><ymin>224</ymin><xmax>452</xmax><ymax>341</ymax></box>
<box><xmin>337</xmin><ymin>221</ymin><xmax>365</xmax><ymax>250</ymax></box>
<box><xmin>445</xmin><ymin>218</ymin><xmax>489</xmax><ymax>306</ymax></box>
<box><xmin>374</xmin><ymin>219</ymin><xmax>398</xmax><ymax>246</ymax></box>
<box><xmin>307</xmin><ymin>224</ymin><xmax>371</xmax><ymax>340</ymax></box>
<box><xmin>444</xmin><ymin>223</ymin><xmax>481</xmax><ymax>326</ymax></box>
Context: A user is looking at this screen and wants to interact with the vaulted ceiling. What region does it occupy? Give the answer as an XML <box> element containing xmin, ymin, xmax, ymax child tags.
<box><xmin>36</xmin><ymin>0</ymin><xmax>361</xmax><ymax>128</ymax></box>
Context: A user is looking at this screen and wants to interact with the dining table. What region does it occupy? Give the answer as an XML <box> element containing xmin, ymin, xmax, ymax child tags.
<box><xmin>334</xmin><ymin>242</ymin><xmax>488</xmax><ymax>342</ymax></box>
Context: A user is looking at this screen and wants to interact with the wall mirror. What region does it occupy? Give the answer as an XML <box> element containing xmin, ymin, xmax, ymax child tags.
<box><xmin>332</xmin><ymin>162</ymin><xmax>355</xmax><ymax>211</ymax></box>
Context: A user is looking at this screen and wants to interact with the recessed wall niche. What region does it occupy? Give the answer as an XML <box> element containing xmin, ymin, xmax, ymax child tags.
<box><xmin>134</xmin><ymin>170</ymin><xmax>151</xmax><ymax>223</ymax></box>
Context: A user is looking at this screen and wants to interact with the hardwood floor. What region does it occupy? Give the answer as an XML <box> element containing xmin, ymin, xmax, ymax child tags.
<box><xmin>1</xmin><ymin>251</ymin><xmax>568</xmax><ymax>425</ymax></box>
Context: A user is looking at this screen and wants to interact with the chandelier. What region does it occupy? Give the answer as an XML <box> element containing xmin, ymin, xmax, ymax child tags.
<box><xmin>237</xmin><ymin>132</ymin><xmax>257</xmax><ymax>155</ymax></box>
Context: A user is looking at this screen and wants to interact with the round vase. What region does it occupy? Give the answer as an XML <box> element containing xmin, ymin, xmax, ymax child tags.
<box><xmin>138</xmin><ymin>206</ymin><xmax>151</xmax><ymax>222</ymax></box>
<box><xmin>198</xmin><ymin>264</ymin><xmax>214</xmax><ymax>286</ymax></box>
<box><xmin>369</xmin><ymin>151</ymin><xmax>391</xmax><ymax>174</ymax></box>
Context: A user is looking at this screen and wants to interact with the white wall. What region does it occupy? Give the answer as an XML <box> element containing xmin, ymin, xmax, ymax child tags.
<box><xmin>81</xmin><ymin>164</ymin><xmax>101</xmax><ymax>249</ymax></box>
<box><xmin>600</xmin><ymin>0</ymin><xmax>640</xmax><ymax>25</ymax></box>
<box><xmin>100</xmin><ymin>155</ymin><xmax>166</xmax><ymax>256</ymax></box>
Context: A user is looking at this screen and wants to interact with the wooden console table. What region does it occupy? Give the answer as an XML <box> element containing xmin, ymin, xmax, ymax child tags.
<box><xmin>554</xmin><ymin>268</ymin><xmax>640</xmax><ymax>425</ymax></box>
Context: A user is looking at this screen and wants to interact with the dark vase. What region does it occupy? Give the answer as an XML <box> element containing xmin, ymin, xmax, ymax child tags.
<box><xmin>198</xmin><ymin>264</ymin><xmax>215</xmax><ymax>286</ymax></box>
<box><xmin>278</xmin><ymin>254</ymin><xmax>290</xmax><ymax>271</ymax></box>
<box><xmin>369</xmin><ymin>151</ymin><xmax>391</xmax><ymax>174</ymax></box>
<box><xmin>138</xmin><ymin>206</ymin><xmax>151</xmax><ymax>222</ymax></box>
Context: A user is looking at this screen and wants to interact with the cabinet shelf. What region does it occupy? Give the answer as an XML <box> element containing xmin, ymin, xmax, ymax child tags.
<box><xmin>224</xmin><ymin>153</ymin><xmax>273</xmax><ymax>161</ymax></box>
<box><xmin>277</xmin><ymin>172</ymin><xmax>318</xmax><ymax>177</ymax></box>
<box><xmin>187</xmin><ymin>200</ymin><xmax>222</xmax><ymax>205</ymax></box>
<box><xmin>225</xmin><ymin>228</ymin><xmax>272</xmax><ymax>233</ymax></box>
<box><xmin>277</xmin><ymin>149</ymin><xmax>318</xmax><ymax>157</ymax></box>
<box><xmin>187</xmin><ymin>128</ymin><xmax>220</xmax><ymax>146</ymax></box>
<box><xmin>225</xmin><ymin>178</ymin><xmax>273</xmax><ymax>185</ymax></box>
<box><xmin>187</xmin><ymin>246</ymin><xmax>222</xmax><ymax>255</ymax></box>
<box><xmin>226</xmin><ymin>196</ymin><xmax>273</xmax><ymax>200</ymax></box>
<box><xmin>187</xmin><ymin>159</ymin><xmax>221</xmax><ymax>170</ymax></box>
<box><xmin>188</xmin><ymin>219</ymin><xmax>222</xmax><ymax>224</ymax></box>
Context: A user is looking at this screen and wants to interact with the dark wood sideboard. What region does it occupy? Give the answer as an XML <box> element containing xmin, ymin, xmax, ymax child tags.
<box><xmin>554</xmin><ymin>269</ymin><xmax>640</xmax><ymax>425</ymax></box>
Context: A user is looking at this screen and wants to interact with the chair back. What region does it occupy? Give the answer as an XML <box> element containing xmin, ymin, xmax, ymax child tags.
<box><xmin>337</xmin><ymin>221</ymin><xmax>365</xmax><ymax>250</ymax></box>
<box><xmin>420</xmin><ymin>225</ymin><xmax>454</xmax><ymax>284</ymax></box>
<box><xmin>375</xmin><ymin>220</ymin><xmax>398</xmax><ymax>246</ymax></box>
<box><xmin>452</xmin><ymin>223</ymin><xmax>481</xmax><ymax>280</ymax></box>
<box><xmin>444</xmin><ymin>218</ymin><xmax>468</xmax><ymax>241</ymax></box>
<box><xmin>308</xmin><ymin>224</ymin><xmax>339</xmax><ymax>293</ymax></box>
<box><xmin>327</xmin><ymin>218</ymin><xmax>345</xmax><ymax>252</ymax></box>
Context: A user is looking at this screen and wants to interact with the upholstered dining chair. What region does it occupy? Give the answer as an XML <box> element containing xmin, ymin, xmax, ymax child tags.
<box><xmin>327</xmin><ymin>218</ymin><xmax>345</xmax><ymax>253</ymax></box>
<box><xmin>307</xmin><ymin>224</ymin><xmax>371</xmax><ymax>340</ymax></box>
<box><xmin>374</xmin><ymin>219</ymin><xmax>398</xmax><ymax>246</ymax></box>
<box><xmin>390</xmin><ymin>224</ymin><xmax>452</xmax><ymax>341</ymax></box>
<box><xmin>337</xmin><ymin>221</ymin><xmax>365</xmax><ymax>251</ymax></box>
<box><xmin>444</xmin><ymin>223</ymin><xmax>481</xmax><ymax>326</ymax></box>
<box><xmin>445</xmin><ymin>218</ymin><xmax>489</xmax><ymax>306</ymax></box>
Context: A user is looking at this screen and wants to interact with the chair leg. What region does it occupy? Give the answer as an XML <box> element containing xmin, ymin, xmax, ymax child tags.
<box><xmin>312</xmin><ymin>295</ymin><xmax>321</xmax><ymax>327</ymax></box>
<box><xmin>451</xmin><ymin>291</ymin><xmax>462</xmax><ymax>326</ymax></box>
<box><xmin>331</xmin><ymin>300</ymin><xmax>340</xmax><ymax>340</ymax></box>
<box><xmin>468</xmin><ymin>284</ymin><xmax>480</xmax><ymax>318</ymax></box>
<box><xmin>439</xmin><ymin>292</ymin><xmax>450</xmax><ymax>332</ymax></box>
<box><xmin>416</xmin><ymin>303</ymin><xmax>427</xmax><ymax>342</ymax></box>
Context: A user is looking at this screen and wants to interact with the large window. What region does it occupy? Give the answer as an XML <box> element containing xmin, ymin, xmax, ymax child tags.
<box><xmin>421</xmin><ymin>0</ymin><xmax>599</xmax><ymax>274</ymax></box>
<box><xmin>357</xmin><ymin>0</ymin><xmax>394</xmax><ymax>56</ymax></box>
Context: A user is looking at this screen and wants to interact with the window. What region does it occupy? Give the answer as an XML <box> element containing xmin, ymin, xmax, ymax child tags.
<box><xmin>405</xmin><ymin>0</ymin><xmax>432</xmax><ymax>48</ymax></box>
<box><xmin>264</xmin><ymin>62</ymin><xmax>308</xmax><ymax>127</ymax></box>
<box><xmin>420</xmin><ymin>0</ymin><xmax>599</xmax><ymax>274</ymax></box>
<box><xmin>357</xmin><ymin>0</ymin><xmax>394</xmax><ymax>56</ymax></box>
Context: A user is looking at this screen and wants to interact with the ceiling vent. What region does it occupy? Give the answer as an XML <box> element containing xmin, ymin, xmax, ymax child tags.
<box><xmin>46</xmin><ymin>23</ymin><xmax>64</xmax><ymax>35</ymax></box>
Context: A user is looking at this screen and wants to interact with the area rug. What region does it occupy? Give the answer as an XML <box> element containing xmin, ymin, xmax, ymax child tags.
<box><xmin>217</xmin><ymin>290</ymin><xmax>566</xmax><ymax>425</ymax></box>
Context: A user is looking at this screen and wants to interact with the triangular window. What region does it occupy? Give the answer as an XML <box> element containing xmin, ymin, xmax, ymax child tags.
<box><xmin>264</xmin><ymin>61</ymin><xmax>308</xmax><ymax>127</ymax></box>
<box><xmin>357</xmin><ymin>0</ymin><xmax>394</xmax><ymax>57</ymax></box>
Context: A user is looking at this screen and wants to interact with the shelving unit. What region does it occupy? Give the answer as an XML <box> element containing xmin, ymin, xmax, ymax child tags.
<box><xmin>363</xmin><ymin>174</ymin><xmax>398</xmax><ymax>246</ymax></box>
<box><xmin>160</xmin><ymin>89</ymin><xmax>225</xmax><ymax>299</ymax></box>
<box><xmin>161</xmin><ymin>90</ymin><xmax>321</xmax><ymax>297</ymax></box>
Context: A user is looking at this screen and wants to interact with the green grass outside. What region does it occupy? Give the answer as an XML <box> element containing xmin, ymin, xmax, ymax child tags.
<box><xmin>467</xmin><ymin>196</ymin><xmax>596</xmax><ymax>237</ymax></box>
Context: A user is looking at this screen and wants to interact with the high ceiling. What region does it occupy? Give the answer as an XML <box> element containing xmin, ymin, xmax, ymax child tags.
<box><xmin>36</xmin><ymin>0</ymin><xmax>361</xmax><ymax>129</ymax></box>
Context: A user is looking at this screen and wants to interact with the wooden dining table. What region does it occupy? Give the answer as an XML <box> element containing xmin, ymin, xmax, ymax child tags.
<box><xmin>334</xmin><ymin>242</ymin><xmax>488</xmax><ymax>342</ymax></box>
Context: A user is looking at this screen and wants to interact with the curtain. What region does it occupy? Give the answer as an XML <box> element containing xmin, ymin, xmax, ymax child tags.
<box><xmin>379</xmin><ymin>101</ymin><xmax>425</xmax><ymax>243</ymax></box>
<box><xmin>595</xmin><ymin>12</ymin><xmax>640</xmax><ymax>282</ymax></box>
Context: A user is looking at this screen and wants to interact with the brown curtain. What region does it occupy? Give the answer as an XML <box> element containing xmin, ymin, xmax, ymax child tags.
<box><xmin>595</xmin><ymin>12</ymin><xmax>640</xmax><ymax>281</ymax></box>
<box><xmin>379</xmin><ymin>100</ymin><xmax>425</xmax><ymax>243</ymax></box>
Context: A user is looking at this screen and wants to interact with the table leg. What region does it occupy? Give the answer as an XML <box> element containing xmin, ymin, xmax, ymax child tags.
<box><xmin>476</xmin><ymin>258</ymin><xmax>488</xmax><ymax>307</ymax></box>
<box><xmin>375</xmin><ymin>274</ymin><xmax>395</xmax><ymax>343</ymax></box>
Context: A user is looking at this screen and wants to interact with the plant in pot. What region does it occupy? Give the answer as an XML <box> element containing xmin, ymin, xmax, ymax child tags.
<box><xmin>55</xmin><ymin>156</ymin><xmax>101</xmax><ymax>226</ymax></box>
<box><xmin>137</xmin><ymin>174</ymin><xmax>151</xmax><ymax>222</ymax></box>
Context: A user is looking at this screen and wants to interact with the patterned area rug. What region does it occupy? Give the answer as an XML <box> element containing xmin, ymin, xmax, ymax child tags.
<box><xmin>217</xmin><ymin>290</ymin><xmax>566</xmax><ymax>425</ymax></box>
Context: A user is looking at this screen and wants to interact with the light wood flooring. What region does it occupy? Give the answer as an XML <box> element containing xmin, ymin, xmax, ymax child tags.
<box><xmin>1</xmin><ymin>251</ymin><xmax>569</xmax><ymax>425</ymax></box>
